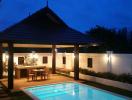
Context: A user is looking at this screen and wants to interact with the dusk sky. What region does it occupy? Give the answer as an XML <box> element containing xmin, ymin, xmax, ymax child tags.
<box><xmin>0</xmin><ymin>0</ymin><xmax>132</xmax><ymax>33</ymax></box>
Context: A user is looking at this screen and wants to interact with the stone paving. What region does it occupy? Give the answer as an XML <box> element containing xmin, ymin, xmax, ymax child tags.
<box><xmin>0</xmin><ymin>83</ymin><xmax>12</xmax><ymax>100</ymax></box>
<box><xmin>1</xmin><ymin>74</ymin><xmax>79</xmax><ymax>91</ymax></box>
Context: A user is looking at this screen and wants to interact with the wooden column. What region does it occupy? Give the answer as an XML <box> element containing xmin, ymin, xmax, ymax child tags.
<box><xmin>52</xmin><ymin>45</ymin><xmax>56</xmax><ymax>74</ymax></box>
<box><xmin>8</xmin><ymin>43</ymin><xmax>14</xmax><ymax>89</ymax></box>
<box><xmin>0</xmin><ymin>43</ymin><xmax>3</xmax><ymax>79</ymax></box>
<box><xmin>74</xmin><ymin>45</ymin><xmax>79</xmax><ymax>80</ymax></box>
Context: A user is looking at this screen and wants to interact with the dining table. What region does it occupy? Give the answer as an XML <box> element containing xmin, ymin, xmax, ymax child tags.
<box><xmin>32</xmin><ymin>69</ymin><xmax>45</xmax><ymax>80</ymax></box>
<box><xmin>15</xmin><ymin>65</ymin><xmax>45</xmax><ymax>79</ymax></box>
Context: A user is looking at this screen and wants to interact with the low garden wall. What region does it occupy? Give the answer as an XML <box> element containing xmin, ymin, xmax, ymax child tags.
<box><xmin>70</xmin><ymin>72</ymin><xmax>132</xmax><ymax>91</ymax></box>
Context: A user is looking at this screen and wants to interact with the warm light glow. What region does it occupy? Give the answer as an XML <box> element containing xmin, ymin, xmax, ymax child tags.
<box><xmin>64</xmin><ymin>51</ymin><xmax>66</xmax><ymax>55</ymax></box>
<box><xmin>63</xmin><ymin>51</ymin><xmax>66</xmax><ymax>57</ymax></box>
<box><xmin>104</xmin><ymin>54</ymin><xmax>108</xmax><ymax>62</ymax></box>
<box><xmin>104</xmin><ymin>51</ymin><xmax>113</xmax><ymax>63</ymax></box>
<box><xmin>92</xmin><ymin>43</ymin><xmax>98</xmax><ymax>47</ymax></box>
<box><xmin>3</xmin><ymin>51</ymin><xmax>9</xmax><ymax>62</ymax></box>
<box><xmin>55</xmin><ymin>48</ymin><xmax>58</xmax><ymax>52</ymax></box>
<box><xmin>104</xmin><ymin>51</ymin><xmax>113</xmax><ymax>72</ymax></box>
<box><xmin>72</xmin><ymin>53</ymin><xmax>75</xmax><ymax>59</ymax></box>
<box><xmin>107</xmin><ymin>51</ymin><xmax>113</xmax><ymax>62</ymax></box>
<box><xmin>29</xmin><ymin>51</ymin><xmax>38</xmax><ymax>59</ymax></box>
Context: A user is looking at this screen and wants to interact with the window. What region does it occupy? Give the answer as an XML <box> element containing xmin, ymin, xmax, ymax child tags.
<box><xmin>87</xmin><ymin>58</ymin><xmax>93</xmax><ymax>68</ymax></box>
<box><xmin>63</xmin><ymin>56</ymin><xmax>66</xmax><ymax>64</ymax></box>
<box><xmin>43</xmin><ymin>57</ymin><xmax>48</xmax><ymax>64</ymax></box>
<box><xmin>18</xmin><ymin>57</ymin><xmax>24</xmax><ymax>65</ymax></box>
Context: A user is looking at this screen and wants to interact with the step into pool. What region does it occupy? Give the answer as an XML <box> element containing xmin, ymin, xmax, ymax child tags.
<box><xmin>23</xmin><ymin>82</ymin><xmax>130</xmax><ymax>100</ymax></box>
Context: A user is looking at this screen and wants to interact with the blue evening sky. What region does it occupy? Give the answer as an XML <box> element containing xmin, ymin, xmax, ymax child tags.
<box><xmin>0</xmin><ymin>0</ymin><xmax>132</xmax><ymax>33</ymax></box>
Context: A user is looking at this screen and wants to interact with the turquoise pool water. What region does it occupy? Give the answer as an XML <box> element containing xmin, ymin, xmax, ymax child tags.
<box><xmin>24</xmin><ymin>82</ymin><xmax>129</xmax><ymax>100</ymax></box>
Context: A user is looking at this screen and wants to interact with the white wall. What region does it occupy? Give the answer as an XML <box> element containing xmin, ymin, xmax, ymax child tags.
<box><xmin>14</xmin><ymin>53</ymin><xmax>52</xmax><ymax>67</ymax></box>
<box><xmin>79</xmin><ymin>53</ymin><xmax>132</xmax><ymax>75</ymax></box>
<box><xmin>79</xmin><ymin>53</ymin><xmax>107</xmax><ymax>73</ymax></box>
<box><xmin>14</xmin><ymin>53</ymin><xmax>74</xmax><ymax>70</ymax></box>
<box><xmin>111</xmin><ymin>54</ymin><xmax>132</xmax><ymax>74</ymax></box>
<box><xmin>13</xmin><ymin>53</ymin><xmax>132</xmax><ymax>75</ymax></box>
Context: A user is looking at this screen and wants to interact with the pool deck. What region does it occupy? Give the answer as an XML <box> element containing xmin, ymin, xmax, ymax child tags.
<box><xmin>1</xmin><ymin>74</ymin><xmax>82</xmax><ymax>91</ymax></box>
<box><xmin>1</xmin><ymin>74</ymin><xmax>132</xmax><ymax>99</ymax></box>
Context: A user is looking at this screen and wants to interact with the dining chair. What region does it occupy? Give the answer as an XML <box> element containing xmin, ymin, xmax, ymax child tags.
<box><xmin>27</xmin><ymin>69</ymin><xmax>35</xmax><ymax>81</ymax></box>
<box><xmin>42</xmin><ymin>67</ymin><xmax>50</xmax><ymax>80</ymax></box>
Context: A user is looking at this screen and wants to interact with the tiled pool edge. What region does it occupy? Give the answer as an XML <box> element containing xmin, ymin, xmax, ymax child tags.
<box><xmin>22</xmin><ymin>81</ymin><xmax>131</xmax><ymax>100</ymax></box>
<box><xmin>70</xmin><ymin>72</ymin><xmax>132</xmax><ymax>91</ymax></box>
<box><xmin>22</xmin><ymin>88</ymin><xmax>39</xmax><ymax>100</ymax></box>
<box><xmin>77</xmin><ymin>82</ymin><xmax>131</xmax><ymax>100</ymax></box>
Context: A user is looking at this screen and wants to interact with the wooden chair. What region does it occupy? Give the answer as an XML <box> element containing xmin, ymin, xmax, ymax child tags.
<box><xmin>27</xmin><ymin>69</ymin><xmax>35</xmax><ymax>81</ymax></box>
<box><xmin>41</xmin><ymin>67</ymin><xmax>51</xmax><ymax>80</ymax></box>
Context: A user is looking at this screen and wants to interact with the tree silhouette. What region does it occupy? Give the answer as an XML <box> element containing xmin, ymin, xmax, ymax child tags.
<box><xmin>86</xmin><ymin>25</ymin><xmax>130</xmax><ymax>52</ymax></box>
<box><xmin>86</xmin><ymin>25</ymin><xmax>116</xmax><ymax>50</ymax></box>
<box><xmin>116</xmin><ymin>28</ymin><xmax>128</xmax><ymax>50</ymax></box>
<box><xmin>130</xmin><ymin>31</ymin><xmax>132</xmax><ymax>50</ymax></box>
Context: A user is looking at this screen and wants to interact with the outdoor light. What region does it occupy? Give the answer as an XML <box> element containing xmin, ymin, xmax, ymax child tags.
<box><xmin>106</xmin><ymin>51</ymin><xmax>113</xmax><ymax>62</ymax></box>
<box><xmin>63</xmin><ymin>51</ymin><xmax>66</xmax><ymax>57</ymax></box>
<box><xmin>29</xmin><ymin>51</ymin><xmax>38</xmax><ymax>66</ymax></box>
<box><xmin>72</xmin><ymin>51</ymin><xmax>75</xmax><ymax>59</ymax></box>
<box><xmin>3</xmin><ymin>51</ymin><xmax>9</xmax><ymax>62</ymax></box>
<box><xmin>106</xmin><ymin>51</ymin><xmax>113</xmax><ymax>72</ymax></box>
<box><xmin>29</xmin><ymin>51</ymin><xmax>38</xmax><ymax>59</ymax></box>
<box><xmin>72</xmin><ymin>53</ymin><xmax>75</xmax><ymax>59</ymax></box>
<box><xmin>55</xmin><ymin>49</ymin><xmax>58</xmax><ymax>53</ymax></box>
<box><xmin>92</xmin><ymin>43</ymin><xmax>98</xmax><ymax>47</ymax></box>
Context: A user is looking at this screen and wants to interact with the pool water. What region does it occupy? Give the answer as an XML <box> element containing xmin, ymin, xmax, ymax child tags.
<box><xmin>24</xmin><ymin>82</ymin><xmax>129</xmax><ymax>100</ymax></box>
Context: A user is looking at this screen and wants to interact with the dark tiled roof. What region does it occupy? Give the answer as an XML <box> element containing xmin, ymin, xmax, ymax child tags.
<box><xmin>0</xmin><ymin>7</ymin><xmax>96</xmax><ymax>45</ymax></box>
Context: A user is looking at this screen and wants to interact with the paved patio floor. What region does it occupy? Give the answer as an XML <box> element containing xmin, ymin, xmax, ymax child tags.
<box><xmin>2</xmin><ymin>74</ymin><xmax>80</xmax><ymax>91</ymax></box>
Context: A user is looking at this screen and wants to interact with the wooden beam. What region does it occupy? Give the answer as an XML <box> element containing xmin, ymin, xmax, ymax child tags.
<box><xmin>0</xmin><ymin>43</ymin><xmax>3</xmax><ymax>79</ymax></box>
<box><xmin>74</xmin><ymin>45</ymin><xmax>79</xmax><ymax>80</ymax></box>
<box><xmin>8</xmin><ymin>43</ymin><xmax>14</xmax><ymax>89</ymax></box>
<box><xmin>52</xmin><ymin>45</ymin><xmax>56</xmax><ymax>74</ymax></box>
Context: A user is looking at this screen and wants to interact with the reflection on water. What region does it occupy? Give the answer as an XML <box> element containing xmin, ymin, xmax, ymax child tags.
<box><xmin>25</xmin><ymin>82</ymin><xmax>128</xmax><ymax>100</ymax></box>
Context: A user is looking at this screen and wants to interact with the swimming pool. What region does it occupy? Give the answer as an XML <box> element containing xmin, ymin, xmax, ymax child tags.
<box><xmin>23</xmin><ymin>82</ymin><xmax>130</xmax><ymax>100</ymax></box>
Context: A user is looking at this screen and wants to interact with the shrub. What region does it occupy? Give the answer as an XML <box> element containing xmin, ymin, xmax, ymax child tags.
<box><xmin>79</xmin><ymin>68</ymin><xmax>132</xmax><ymax>84</ymax></box>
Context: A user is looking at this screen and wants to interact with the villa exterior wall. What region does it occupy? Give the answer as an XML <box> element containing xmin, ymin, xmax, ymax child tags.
<box><xmin>79</xmin><ymin>53</ymin><xmax>107</xmax><ymax>73</ymax></box>
<box><xmin>14</xmin><ymin>53</ymin><xmax>74</xmax><ymax>70</ymax></box>
<box><xmin>13</xmin><ymin>53</ymin><xmax>132</xmax><ymax>75</ymax></box>
<box><xmin>14</xmin><ymin>53</ymin><xmax>52</xmax><ymax>68</ymax></box>
<box><xmin>111</xmin><ymin>54</ymin><xmax>132</xmax><ymax>75</ymax></box>
<box><xmin>79</xmin><ymin>53</ymin><xmax>132</xmax><ymax>75</ymax></box>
